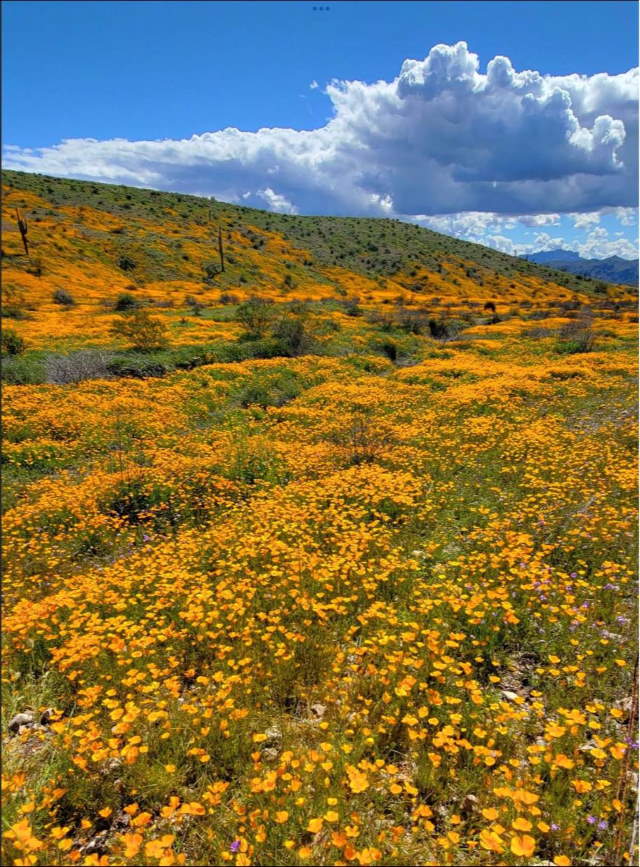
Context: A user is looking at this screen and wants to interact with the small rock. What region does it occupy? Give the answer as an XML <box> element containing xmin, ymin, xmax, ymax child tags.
<box><xmin>261</xmin><ymin>747</ymin><xmax>280</xmax><ymax>762</ymax></box>
<box><xmin>39</xmin><ymin>708</ymin><xmax>54</xmax><ymax>726</ymax></box>
<box><xmin>310</xmin><ymin>703</ymin><xmax>326</xmax><ymax>719</ymax></box>
<box><xmin>8</xmin><ymin>712</ymin><xmax>35</xmax><ymax>734</ymax></box>
<box><xmin>80</xmin><ymin>831</ymin><xmax>109</xmax><ymax>855</ymax></box>
<box><xmin>461</xmin><ymin>794</ymin><xmax>478</xmax><ymax>815</ymax></box>
<box><xmin>263</xmin><ymin>725</ymin><xmax>282</xmax><ymax>746</ymax></box>
<box><xmin>501</xmin><ymin>690</ymin><xmax>519</xmax><ymax>702</ymax></box>
<box><xmin>102</xmin><ymin>758</ymin><xmax>123</xmax><ymax>774</ymax></box>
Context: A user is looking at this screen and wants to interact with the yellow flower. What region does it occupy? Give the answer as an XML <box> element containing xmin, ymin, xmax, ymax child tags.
<box><xmin>510</xmin><ymin>834</ymin><xmax>536</xmax><ymax>858</ymax></box>
<box><xmin>512</xmin><ymin>818</ymin><xmax>532</xmax><ymax>832</ymax></box>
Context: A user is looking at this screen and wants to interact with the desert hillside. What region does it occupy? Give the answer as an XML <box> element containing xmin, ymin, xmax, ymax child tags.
<box><xmin>2</xmin><ymin>170</ymin><xmax>638</xmax><ymax>867</ymax></box>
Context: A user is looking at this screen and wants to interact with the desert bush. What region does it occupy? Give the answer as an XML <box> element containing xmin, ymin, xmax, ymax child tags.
<box><xmin>114</xmin><ymin>292</ymin><xmax>140</xmax><ymax>311</ymax></box>
<box><xmin>26</xmin><ymin>256</ymin><xmax>43</xmax><ymax>277</ymax></box>
<box><xmin>379</xmin><ymin>339</ymin><xmax>398</xmax><ymax>362</ymax></box>
<box><xmin>52</xmin><ymin>289</ymin><xmax>76</xmax><ymax>306</ymax></box>
<box><xmin>45</xmin><ymin>350</ymin><xmax>114</xmax><ymax>384</ymax></box>
<box><xmin>117</xmin><ymin>255</ymin><xmax>136</xmax><ymax>271</ymax></box>
<box><xmin>271</xmin><ymin>313</ymin><xmax>315</xmax><ymax>357</ymax></box>
<box><xmin>203</xmin><ymin>262</ymin><xmax>219</xmax><ymax>282</ymax></box>
<box><xmin>236</xmin><ymin>297</ymin><xmax>274</xmax><ymax>339</ymax></box>
<box><xmin>396</xmin><ymin>307</ymin><xmax>430</xmax><ymax>335</ymax></box>
<box><xmin>1</xmin><ymin>328</ymin><xmax>25</xmax><ymax>356</ymax></box>
<box><xmin>219</xmin><ymin>292</ymin><xmax>239</xmax><ymax>305</ymax></box>
<box><xmin>341</xmin><ymin>296</ymin><xmax>362</xmax><ymax>316</ymax></box>
<box><xmin>555</xmin><ymin>314</ymin><xmax>595</xmax><ymax>354</ymax></box>
<box><xmin>111</xmin><ymin>309</ymin><xmax>169</xmax><ymax>352</ymax></box>
<box><xmin>185</xmin><ymin>295</ymin><xmax>205</xmax><ymax>315</ymax></box>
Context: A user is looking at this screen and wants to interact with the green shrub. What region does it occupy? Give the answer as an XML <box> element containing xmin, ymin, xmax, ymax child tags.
<box><xmin>1</xmin><ymin>328</ymin><xmax>25</xmax><ymax>356</ymax></box>
<box><xmin>114</xmin><ymin>292</ymin><xmax>140</xmax><ymax>311</ymax></box>
<box><xmin>111</xmin><ymin>309</ymin><xmax>169</xmax><ymax>352</ymax></box>
<box><xmin>1</xmin><ymin>355</ymin><xmax>45</xmax><ymax>384</ymax></box>
<box><xmin>106</xmin><ymin>355</ymin><xmax>170</xmax><ymax>379</ymax></box>
<box><xmin>117</xmin><ymin>255</ymin><xmax>136</xmax><ymax>271</ymax></box>
<box><xmin>52</xmin><ymin>289</ymin><xmax>76</xmax><ymax>306</ymax></box>
<box><xmin>236</xmin><ymin>297</ymin><xmax>274</xmax><ymax>339</ymax></box>
<box><xmin>271</xmin><ymin>314</ymin><xmax>314</xmax><ymax>357</ymax></box>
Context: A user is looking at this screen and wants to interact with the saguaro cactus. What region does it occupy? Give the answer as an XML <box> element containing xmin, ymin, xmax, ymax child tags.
<box><xmin>218</xmin><ymin>225</ymin><xmax>225</xmax><ymax>273</ymax></box>
<box><xmin>208</xmin><ymin>209</ymin><xmax>225</xmax><ymax>273</ymax></box>
<box><xmin>15</xmin><ymin>208</ymin><xmax>29</xmax><ymax>256</ymax></box>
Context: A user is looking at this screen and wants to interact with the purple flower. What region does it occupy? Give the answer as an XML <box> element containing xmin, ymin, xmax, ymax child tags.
<box><xmin>598</xmin><ymin>820</ymin><xmax>608</xmax><ymax>830</ymax></box>
<box><xmin>587</xmin><ymin>815</ymin><xmax>596</xmax><ymax>825</ymax></box>
<box><xmin>551</xmin><ymin>823</ymin><xmax>560</xmax><ymax>831</ymax></box>
<box><xmin>616</xmin><ymin>616</ymin><xmax>629</xmax><ymax>625</ymax></box>
<box><xmin>603</xmin><ymin>583</ymin><xmax>618</xmax><ymax>590</ymax></box>
<box><xmin>570</xmin><ymin>572</ymin><xmax>578</xmax><ymax>578</ymax></box>
<box><xmin>143</xmin><ymin>534</ymin><xmax>151</xmax><ymax>542</ymax></box>
<box><xmin>230</xmin><ymin>841</ymin><xmax>241</xmax><ymax>853</ymax></box>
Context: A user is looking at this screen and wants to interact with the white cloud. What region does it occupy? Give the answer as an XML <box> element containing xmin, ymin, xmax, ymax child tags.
<box><xmin>486</xmin><ymin>234</ymin><xmax>524</xmax><ymax>255</ymax></box>
<box><xmin>570</xmin><ymin>211</ymin><xmax>601</xmax><ymax>229</ymax></box>
<box><xmin>3</xmin><ymin>41</ymin><xmax>637</xmax><ymax>221</ymax></box>
<box><xmin>517</xmin><ymin>214</ymin><xmax>561</xmax><ymax>227</ymax></box>
<box><xmin>612</xmin><ymin>207</ymin><xmax>637</xmax><ymax>226</ymax></box>
<box><xmin>531</xmin><ymin>232</ymin><xmax>572</xmax><ymax>252</ymax></box>
<box><xmin>255</xmin><ymin>187</ymin><xmax>298</xmax><ymax>214</ymax></box>
<box><xmin>310</xmin><ymin>80</ymin><xmax>319</xmax><ymax>90</ymax></box>
<box><xmin>578</xmin><ymin>225</ymin><xmax>637</xmax><ymax>259</ymax></box>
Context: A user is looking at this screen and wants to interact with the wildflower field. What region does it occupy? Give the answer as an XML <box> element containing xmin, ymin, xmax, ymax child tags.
<box><xmin>2</xmin><ymin>171</ymin><xmax>638</xmax><ymax>866</ymax></box>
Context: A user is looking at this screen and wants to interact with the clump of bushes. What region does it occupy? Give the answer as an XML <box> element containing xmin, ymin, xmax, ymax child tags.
<box><xmin>45</xmin><ymin>350</ymin><xmax>114</xmax><ymax>384</ymax></box>
<box><xmin>111</xmin><ymin>309</ymin><xmax>169</xmax><ymax>352</ymax></box>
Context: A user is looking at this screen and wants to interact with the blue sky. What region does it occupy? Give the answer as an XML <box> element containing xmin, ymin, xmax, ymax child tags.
<box><xmin>3</xmin><ymin>0</ymin><xmax>638</xmax><ymax>258</ymax></box>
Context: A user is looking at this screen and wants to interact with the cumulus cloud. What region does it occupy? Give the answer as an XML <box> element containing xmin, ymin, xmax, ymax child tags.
<box><xmin>518</xmin><ymin>214</ymin><xmax>561</xmax><ymax>227</ymax></box>
<box><xmin>577</xmin><ymin>225</ymin><xmax>638</xmax><ymax>259</ymax></box>
<box><xmin>254</xmin><ymin>188</ymin><xmax>298</xmax><ymax>214</ymax></box>
<box><xmin>611</xmin><ymin>206</ymin><xmax>637</xmax><ymax>226</ymax></box>
<box><xmin>3</xmin><ymin>41</ymin><xmax>637</xmax><ymax>222</ymax></box>
<box><xmin>530</xmin><ymin>232</ymin><xmax>572</xmax><ymax>252</ymax></box>
<box><xmin>570</xmin><ymin>212</ymin><xmax>601</xmax><ymax>229</ymax></box>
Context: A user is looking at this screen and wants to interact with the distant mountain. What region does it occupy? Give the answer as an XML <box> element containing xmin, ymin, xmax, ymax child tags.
<box><xmin>522</xmin><ymin>249</ymin><xmax>638</xmax><ymax>286</ymax></box>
